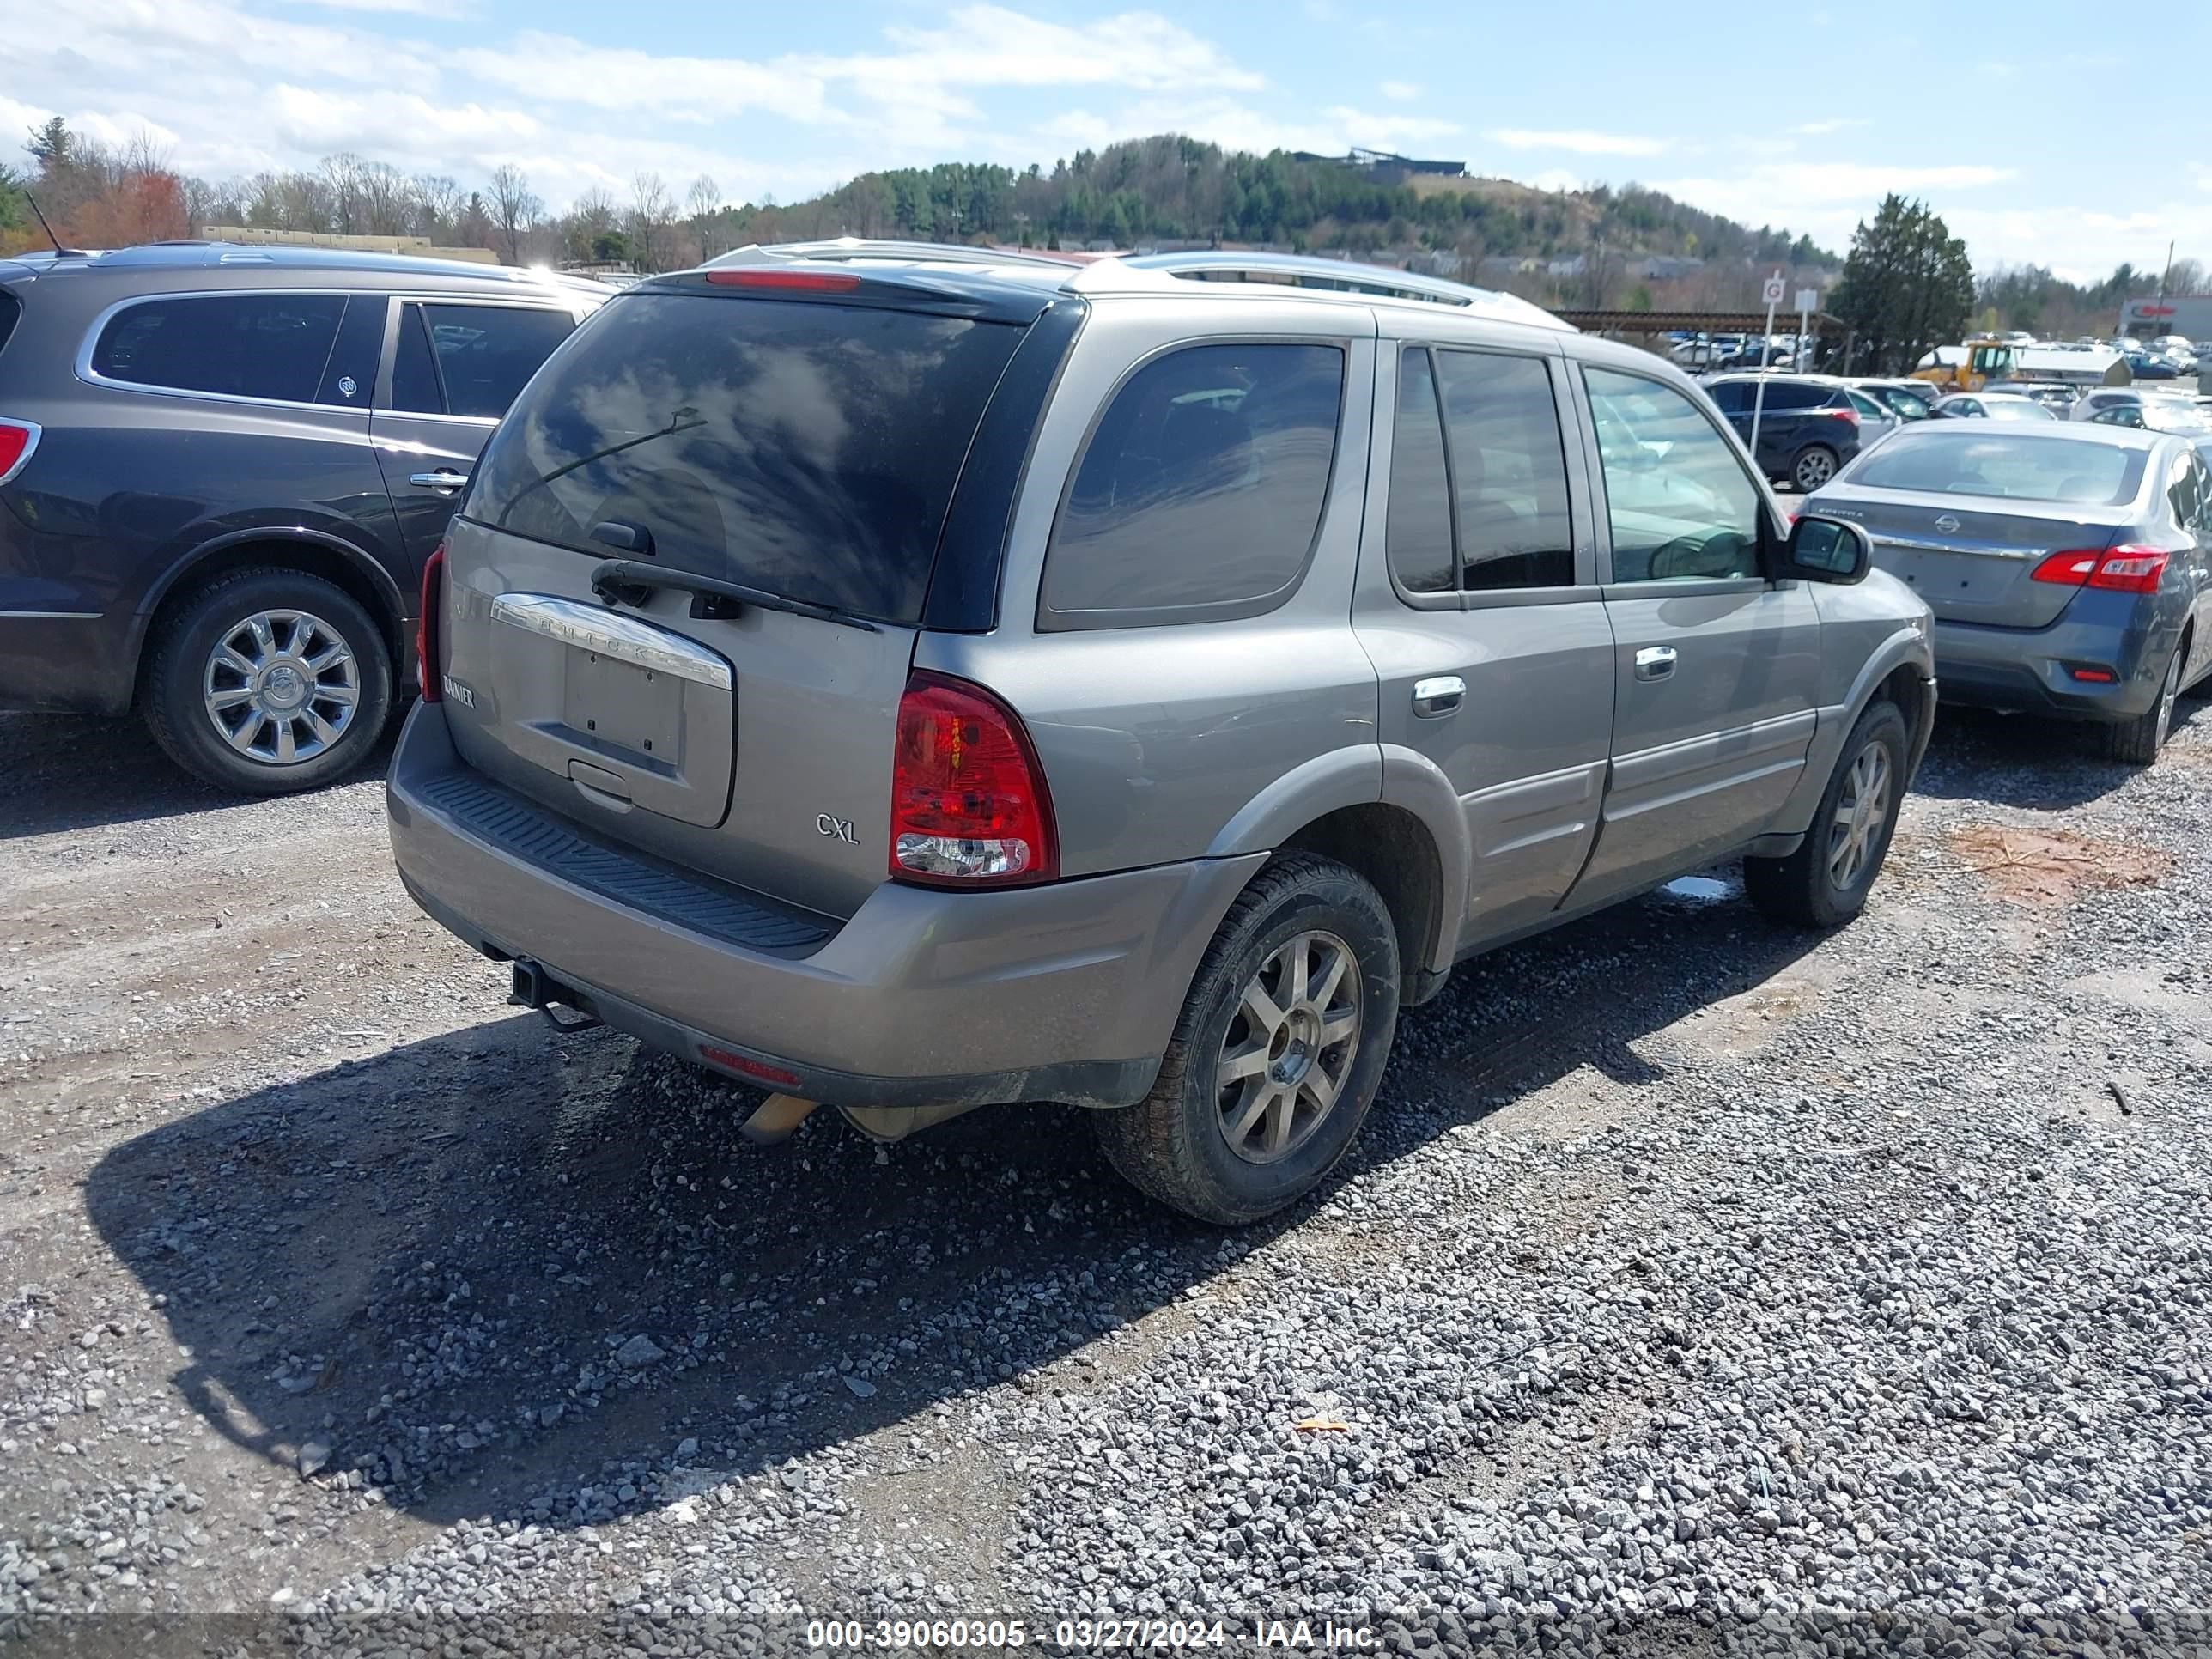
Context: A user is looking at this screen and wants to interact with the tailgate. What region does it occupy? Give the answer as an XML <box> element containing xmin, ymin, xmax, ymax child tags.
<box><xmin>1856</xmin><ymin>499</ymin><xmax>2118</xmax><ymax>629</ymax></box>
<box><xmin>439</xmin><ymin>517</ymin><xmax>915</xmax><ymax>918</ymax></box>
<box><xmin>433</xmin><ymin>283</ymin><xmax>1035</xmax><ymax>918</ymax></box>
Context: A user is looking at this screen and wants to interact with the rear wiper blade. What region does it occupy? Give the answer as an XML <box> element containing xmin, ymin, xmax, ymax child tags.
<box><xmin>590</xmin><ymin>560</ymin><xmax>882</xmax><ymax>633</ymax></box>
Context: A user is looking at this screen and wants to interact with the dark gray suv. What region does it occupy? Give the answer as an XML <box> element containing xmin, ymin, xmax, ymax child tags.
<box><xmin>0</xmin><ymin>243</ymin><xmax>603</xmax><ymax>792</ymax></box>
<box><xmin>390</xmin><ymin>243</ymin><xmax>1936</xmax><ymax>1224</ymax></box>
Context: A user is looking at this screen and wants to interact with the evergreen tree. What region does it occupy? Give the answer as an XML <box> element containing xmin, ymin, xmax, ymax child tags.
<box><xmin>1830</xmin><ymin>195</ymin><xmax>1975</xmax><ymax>374</ymax></box>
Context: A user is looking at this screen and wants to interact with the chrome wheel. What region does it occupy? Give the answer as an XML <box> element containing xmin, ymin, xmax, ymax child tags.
<box><xmin>200</xmin><ymin>608</ymin><xmax>361</xmax><ymax>766</ymax></box>
<box><xmin>1794</xmin><ymin>447</ymin><xmax>1838</xmax><ymax>490</ymax></box>
<box><xmin>1826</xmin><ymin>739</ymin><xmax>1893</xmax><ymax>892</ymax></box>
<box><xmin>1215</xmin><ymin>930</ymin><xmax>1362</xmax><ymax>1166</ymax></box>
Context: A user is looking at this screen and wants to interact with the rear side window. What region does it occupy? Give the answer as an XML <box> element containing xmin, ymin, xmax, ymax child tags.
<box><xmin>1705</xmin><ymin>381</ymin><xmax>1749</xmax><ymax>413</ymax></box>
<box><xmin>471</xmin><ymin>293</ymin><xmax>1023</xmax><ymax>624</ymax></box>
<box><xmin>0</xmin><ymin>291</ymin><xmax>20</xmax><ymax>357</ymax></box>
<box><xmin>1386</xmin><ymin>349</ymin><xmax>1455</xmax><ymax>595</ymax></box>
<box><xmin>1759</xmin><ymin>381</ymin><xmax>1823</xmax><ymax>410</ymax></box>
<box><xmin>1042</xmin><ymin>343</ymin><xmax>1344</xmax><ymax>626</ymax></box>
<box><xmin>398</xmin><ymin>302</ymin><xmax>575</xmax><ymax>419</ymax></box>
<box><xmin>1433</xmin><ymin>349</ymin><xmax>1574</xmax><ymax>590</ymax></box>
<box><xmin>90</xmin><ymin>294</ymin><xmax>345</xmax><ymax>403</ymax></box>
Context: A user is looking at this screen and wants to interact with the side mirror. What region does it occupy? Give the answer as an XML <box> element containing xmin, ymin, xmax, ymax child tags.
<box><xmin>1778</xmin><ymin>515</ymin><xmax>1872</xmax><ymax>584</ymax></box>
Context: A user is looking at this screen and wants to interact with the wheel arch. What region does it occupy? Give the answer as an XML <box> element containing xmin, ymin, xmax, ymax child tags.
<box><xmin>1771</xmin><ymin>626</ymin><xmax>1935</xmax><ymax>836</ymax></box>
<box><xmin>128</xmin><ymin>529</ymin><xmax>410</xmax><ymax>708</ymax></box>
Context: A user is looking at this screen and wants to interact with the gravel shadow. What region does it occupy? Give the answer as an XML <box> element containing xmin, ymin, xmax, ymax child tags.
<box><xmin>81</xmin><ymin>873</ymin><xmax>1827</xmax><ymax>1536</ymax></box>
<box><xmin>1908</xmin><ymin>701</ymin><xmax>2207</xmax><ymax>810</ymax></box>
<box><xmin>0</xmin><ymin>711</ymin><xmax>401</xmax><ymax>840</ymax></box>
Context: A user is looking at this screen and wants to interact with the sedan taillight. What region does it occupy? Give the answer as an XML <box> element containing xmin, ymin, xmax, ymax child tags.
<box><xmin>2030</xmin><ymin>544</ymin><xmax>2170</xmax><ymax>594</ymax></box>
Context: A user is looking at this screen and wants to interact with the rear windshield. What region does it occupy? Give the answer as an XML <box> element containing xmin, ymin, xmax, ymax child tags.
<box><xmin>1851</xmin><ymin>432</ymin><xmax>2148</xmax><ymax>506</ymax></box>
<box><xmin>468</xmin><ymin>293</ymin><xmax>1026</xmax><ymax>623</ymax></box>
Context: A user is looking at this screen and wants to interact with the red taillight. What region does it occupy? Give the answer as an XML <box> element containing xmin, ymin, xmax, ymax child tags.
<box><xmin>2031</xmin><ymin>544</ymin><xmax>2169</xmax><ymax>594</ymax></box>
<box><xmin>1825</xmin><ymin>408</ymin><xmax>1859</xmax><ymax>427</ymax></box>
<box><xmin>0</xmin><ymin>420</ymin><xmax>37</xmax><ymax>484</ymax></box>
<box><xmin>889</xmin><ymin>671</ymin><xmax>1057</xmax><ymax>887</ymax></box>
<box><xmin>2069</xmin><ymin>666</ymin><xmax>2118</xmax><ymax>683</ymax></box>
<box><xmin>704</xmin><ymin>269</ymin><xmax>861</xmax><ymax>292</ymax></box>
<box><xmin>416</xmin><ymin>544</ymin><xmax>446</xmax><ymax>702</ymax></box>
<box><xmin>2086</xmin><ymin>547</ymin><xmax>2170</xmax><ymax>593</ymax></box>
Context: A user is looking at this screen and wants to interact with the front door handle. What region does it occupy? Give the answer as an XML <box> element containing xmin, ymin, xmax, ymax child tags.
<box><xmin>1634</xmin><ymin>645</ymin><xmax>1678</xmax><ymax>682</ymax></box>
<box><xmin>409</xmin><ymin>469</ymin><xmax>471</xmax><ymax>492</ymax></box>
<box><xmin>1412</xmin><ymin>674</ymin><xmax>1466</xmax><ymax>718</ymax></box>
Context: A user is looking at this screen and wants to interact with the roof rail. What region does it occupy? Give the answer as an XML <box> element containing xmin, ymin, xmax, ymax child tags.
<box><xmin>1088</xmin><ymin>250</ymin><xmax>1572</xmax><ymax>331</ymax></box>
<box><xmin>706</xmin><ymin>237</ymin><xmax>1078</xmax><ymax>272</ymax></box>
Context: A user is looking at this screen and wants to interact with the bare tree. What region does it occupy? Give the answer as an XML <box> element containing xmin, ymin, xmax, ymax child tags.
<box><xmin>685</xmin><ymin>173</ymin><xmax>720</xmax><ymax>261</ymax></box>
<box><xmin>319</xmin><ymin>153</ymin><xmax>369</xmax><ymax>234</ymax></box>
<box><xmin>487</xmin><ymin>163</ymin><xmax>542</xmax><ymax>264</ymax></box>
<box><xmin>410</xmin><ymin>174</ymin><xmax>463</xmax><ymax>240</ymax></box>
<box><xmin>629</xmin><ymin>171</ymin><xmax>674</xmax><ymax>272</ymax></box>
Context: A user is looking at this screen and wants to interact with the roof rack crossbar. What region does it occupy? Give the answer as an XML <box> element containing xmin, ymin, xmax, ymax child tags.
<box><xmin>1127</xmin><ymin>251</ymin><xmax>1480</xmax><ymax>307</ymax></box>
<box><xmin>707</xmin><ymin>238</ymin><xmax>1076</xmax><ymax>271</ymax></box>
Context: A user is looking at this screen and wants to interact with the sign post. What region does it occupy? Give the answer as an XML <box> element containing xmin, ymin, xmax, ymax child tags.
<box><xmin>1796</xmin><ymin>287</ymin><xmax>1818</xmax><ymax>369</ymax></box>
<box><xmin>1748</xmin><ymin>270</ymin><xmax>1786</xmax><ymax>467</ymax></box>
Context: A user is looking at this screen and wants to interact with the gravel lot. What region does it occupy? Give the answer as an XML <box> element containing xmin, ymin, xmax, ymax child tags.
<box><xmin>3</xmin><ymin>696</ymin><xmax>2210</xmax><ymax>1656</ymax></box>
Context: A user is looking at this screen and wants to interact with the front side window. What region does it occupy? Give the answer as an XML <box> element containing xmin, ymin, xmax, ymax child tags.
<box><xmin>1042</xmin><ymin>343</ymin><xmax>1344</xmax><ymax>624</ymax></box>
<box><xmin>1583</xmin><ymin>366</ymin><xmax>1763</xmax><ymax>583</ymax></box>
<box><xmin>91</xmin><ymin>294</ymin><xmax>345</xmax><ymax>403</ymax></box>
<box><xmin>1433</xmin><ymin>349</ymin><xmax>1575</xmax><ymax>590</ymax></box>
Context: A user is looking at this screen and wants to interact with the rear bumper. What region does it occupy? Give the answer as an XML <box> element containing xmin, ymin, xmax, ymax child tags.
<box><xmin>0</xmin><ymin>612</ymin><xmax>135</xmax><ymax>714</ymax></box>
<box><xmin>1932</xmin><ymin>597</ymin><xmax>2172</xmax><ymax>722</ymax></box>
<box><xmin>386</xmin><ymin>702</ymin><xmax>1263</xmax><ymax>1109</ymax></box>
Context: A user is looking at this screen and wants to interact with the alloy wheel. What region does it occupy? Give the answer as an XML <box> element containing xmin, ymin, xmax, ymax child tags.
<box><xmin>1215</xmin><ymin>930</ymin><xmax>1362</xmax><ymax>1165</ymax></box>
<box><xmin>1795</xmin><ymin>449</ymin><xmax>1837</xmax><ymax>490</ymax></box>
<box><xmin>201</xmin><ymin>609</ymin><xmax>362</xmax><ymax>766</ymax></box>
<box><xmin>1826</xmin><ymin>739</ymin><xmax>1893</xmax><ymax>892</ymax></box>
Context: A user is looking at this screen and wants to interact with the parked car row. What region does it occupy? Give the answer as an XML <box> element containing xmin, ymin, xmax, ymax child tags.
<box><xmin>6</xmin><ymin>238</ymin><xmax>2206</xmax><ymax>1224</ymax></box>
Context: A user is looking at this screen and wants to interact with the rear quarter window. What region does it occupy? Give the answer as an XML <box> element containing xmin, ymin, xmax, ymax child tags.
<box><xmin>89</xmin><ymin>293</ymin><xmax>347</xmax><ymax>403</ymax></box>
<box><xmin>1040</xmin><ymin>342</ymin><xmax>1345</xmax><ymax>628</ymax></box>
<box><xmin>0</xmin><ymin>290</ymin><xmax>19</xmax><ymax>357</ymax></box>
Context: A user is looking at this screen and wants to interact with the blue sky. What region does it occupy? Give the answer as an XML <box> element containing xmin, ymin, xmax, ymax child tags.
<box><xmin>7</xmin><ymin>0</ymin><xmax>2209</xmax><ymax>281</ymax></box>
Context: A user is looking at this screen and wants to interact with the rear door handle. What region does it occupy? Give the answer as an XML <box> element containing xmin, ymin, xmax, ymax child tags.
<box><xmin>1412</xmin><ymin>674</ymin><xmax>1466</xmax><ymax>718</ymax></box>
<box><xmin>409</xmin><ymin>469</ymin><xmax>471</xmax><ymax>492</ymax></box>
<box><xmin>1634</xmin><ymin>646</ymin><xmax>1678</xmax><ymax>681</ymax></box>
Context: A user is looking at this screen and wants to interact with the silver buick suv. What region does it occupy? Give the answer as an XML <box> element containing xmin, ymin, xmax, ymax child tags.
<box><xmin>388</xmin><ymin>240</ymin><xmax>1936</xmax><ymax>1224</ymax></box>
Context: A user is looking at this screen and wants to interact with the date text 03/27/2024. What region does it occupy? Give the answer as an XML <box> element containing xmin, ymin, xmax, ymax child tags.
<box><xmin>803</xmin><ymin>1618</ymin><xmax>1381</xmax><ymax>1650</ymax></box>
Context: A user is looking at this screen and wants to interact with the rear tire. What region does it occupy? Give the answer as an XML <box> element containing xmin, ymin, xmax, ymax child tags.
<box><xmin>1096</xmin><ymin>854</ymin><xmax>1400</xmax><ymax>1225</ymax></box>
<box><xmin>1790</xmin><ymin>445</ymin><xmax>1840</xmax><ymax>492</ymax></box>
<box><xmin>1744</xmin><ymin>699</ymin><xmax>1907</xmax><ymax>929</ymax></box>
<box><xmin>2098</xmin><ymin>641</ymin><xmax>2185</xmax><ymax>766</ymax></box>
<box><xmin>143</xmin><ymin>568</ymin><xmax>393</xmax><ymax>796</ymax></box>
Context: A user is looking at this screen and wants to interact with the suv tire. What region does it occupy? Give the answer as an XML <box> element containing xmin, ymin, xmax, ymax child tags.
<box><xmin>1097</xmin><ymin>853</ymin><xmax>1400</xmax><ymax>1225</ymax></box>
<box><xmin>1790</xmin><ymin>444</ymin><xmax>1840</xmax><ymax>492</ymax></box>
<box><xmin>2098</xmin><ymin>641</ymin><xmax>2185</xmax><ymax>765</ymax></box>
<box><xmin>143</xmin><ymin>568</ymin><xmax>393</xmax><ymax>796</ymax></box>
<box><xmin>1744</xmin><ymin>699</ymin><xmax>1907</xmax><ymax>929</ymax></box>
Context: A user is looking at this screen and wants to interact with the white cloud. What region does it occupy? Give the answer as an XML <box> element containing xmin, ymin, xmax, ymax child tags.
<box><xmin>1489</xmin><ymin>128</ymin><xmax>1669</xmax><ymax>157</ymax></box>
<box><xmin>1527</xmin><ymin>169</ymin><xmax>1583</xmax><ymax>194</ymax></box>
<box><xmin>1380</xmin><ymin>80</ymin><xmax>1421</xmax><ymax>102</ymax></box>
<box><xmin>267</xmin><ymin>85</ymin><xmax>538</xmax><ymax>162</ymax></box>
<box><xmin>272</xmin><ymin>0</ymin><xmax>467</xmax><ymax>12</ymax></box>
<box><xmin>1793</xmin><ymin>118</ymin><xmax>1863</xmax><ymax>136</ymax></box>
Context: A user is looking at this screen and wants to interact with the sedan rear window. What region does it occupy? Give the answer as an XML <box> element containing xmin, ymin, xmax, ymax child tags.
<box><xmin>469</xmin><ymin>293</ymin><xmax>1025</xmax><ymax>625</ymax></box>
<box><xmin>1851</xmin><ymin>432</ymin><xmax>2148</xmax><ymax>506</ymax></box>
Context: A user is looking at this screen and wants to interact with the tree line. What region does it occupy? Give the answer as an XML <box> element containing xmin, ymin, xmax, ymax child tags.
<box><xmin>3</xmin><ymin>125</ymin><xmax>1833</xmax><ymax>283</ymax></box>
